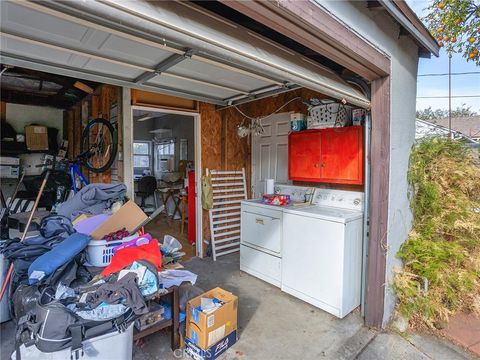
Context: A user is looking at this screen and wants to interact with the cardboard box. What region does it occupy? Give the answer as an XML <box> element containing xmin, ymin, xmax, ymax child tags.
<box><xmin>185</xmin><ymin>330</ymin><xmax>237</xmax><ymax>360</ymax></box>
<box><xmin>25</xmin><ymin>125</ymin><xmax>49</xmax><ymax>151</ymax></box>
<box><xmin>186</xmin><ymin>288</ymin><xmax>238</xmax><ymax>351</ymax></box>
<box><xmin>90</xmin><ymin>200</ymin><xmax>148</xmax><ymax>240</ymax></box>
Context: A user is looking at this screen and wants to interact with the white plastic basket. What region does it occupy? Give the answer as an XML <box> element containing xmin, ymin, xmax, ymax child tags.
<box><xmin>308</xmin><ymin>103</ymin><xmax>352</xmax><ymax>129</ymax></box>
<box><xmin>86</xmin><ymin>233</ymin><xmax>139</xmax><ymax>267</ymax></box>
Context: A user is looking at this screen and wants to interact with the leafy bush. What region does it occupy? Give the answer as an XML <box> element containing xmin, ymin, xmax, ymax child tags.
<box><xmin>394</xmin><ymin>138</ymin><xmax>480</xmax><ymax>328</ymax></box>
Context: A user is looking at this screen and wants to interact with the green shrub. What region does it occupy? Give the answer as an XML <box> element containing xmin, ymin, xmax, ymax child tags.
<box><xmin>394</xmin><ymin>138</ymin><xmax>480</xmax><ymax>328</ymax></box>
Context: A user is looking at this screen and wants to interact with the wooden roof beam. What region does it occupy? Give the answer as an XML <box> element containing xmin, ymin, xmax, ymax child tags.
<box><xmin>1</xmin><ymin>89</ymin><xmax>73</xmax><ymax>108</ymax></box>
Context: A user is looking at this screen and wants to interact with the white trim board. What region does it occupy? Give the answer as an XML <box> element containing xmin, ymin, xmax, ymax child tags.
<box><xmin>128</xmin><ymin>103</ymin><xmax>203</xmax><ymax>257</ymax></box>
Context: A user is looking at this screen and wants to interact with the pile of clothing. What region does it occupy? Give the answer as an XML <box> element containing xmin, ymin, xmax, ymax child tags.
<box><xmin>1</xmin><ymin>215</ymin><xmax>92</xmax><ymax>320</ymax></box>
<box><xmin>1</xmin><ymin>183</ymin><xmax>129</xmax><ymax>321</ymax></box>
<box><xmin>2</xmin><ymin>182</ymin><xmax>204</xmax><ymax>358</ymax></box>
<box><xmin>56</xmin><ymin>183</ymin><xmax>127</xmax><ymax>221</ymax></box>
<box><xmin>15</xmin><ymin>259</ymin><xmax>161</xmax><ymax>357</ymax></box>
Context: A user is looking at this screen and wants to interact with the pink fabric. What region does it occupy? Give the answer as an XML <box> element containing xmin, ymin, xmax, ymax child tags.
<box><xmin>74</xmin><ymin>214</ymin><xmax>110</xmax><ymax>235</ymax></box>
<box><xmin>112</xmin><ymin>233</ymin><xmax>153</xmax><ymax>253</ymax></box>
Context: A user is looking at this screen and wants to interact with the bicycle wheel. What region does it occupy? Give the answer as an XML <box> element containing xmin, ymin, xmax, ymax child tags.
<box><xmin>81</xmin><ymin>118</ymin><xmax>117</xmax><ymax>173</ymax></box>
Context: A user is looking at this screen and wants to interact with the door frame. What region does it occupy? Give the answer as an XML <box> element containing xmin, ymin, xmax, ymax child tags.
<box><xmin>125</xmin><ymin>102</ymin><xmax>204</xmax><ymax>257</ymax></box>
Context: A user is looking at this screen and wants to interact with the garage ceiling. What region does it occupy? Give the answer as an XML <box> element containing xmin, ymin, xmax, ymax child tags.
<box><xmin>1</xmin><ymin>65</ymin><xmax>98</xmax><ymax>108</ymax></box>
<box><xmin>0</xmin><ymin>1</ymin><xmax>370</xmax><ymax>108</ymax></box>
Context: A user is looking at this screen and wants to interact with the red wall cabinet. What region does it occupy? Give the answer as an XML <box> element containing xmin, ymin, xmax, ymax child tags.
<box><xmin>288</xmin><ymin>126</ymin><xmax>364</xmax><ymax>185</ymax></box>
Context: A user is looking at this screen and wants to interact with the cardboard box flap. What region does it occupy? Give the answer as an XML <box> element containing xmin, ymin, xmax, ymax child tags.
<box><xmin>90</xmin><ymin>200</ymin><xmax>148</xmax><ymax>240</ymax></box>
<box><xmin>188</xmin><ymin>288</ymin><xmax>237</xmax><ymax>308</ymax></box>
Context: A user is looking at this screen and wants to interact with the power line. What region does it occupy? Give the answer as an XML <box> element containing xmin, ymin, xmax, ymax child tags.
<box><xmin>417</xmin><ymin>95</ymin><xmax>480</xmax><ymax>98</ymax></box>
<box><xmin>418</xmin><ymin>71</ymin><xmax>480</xmax><ymax>77</ymax></box>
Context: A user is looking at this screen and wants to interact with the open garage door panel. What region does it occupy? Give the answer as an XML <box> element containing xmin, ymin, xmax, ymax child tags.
<box><xmin>0</xmin><ymin>1</ymin><xmax>370</xmax><ymax>108</ymax></box>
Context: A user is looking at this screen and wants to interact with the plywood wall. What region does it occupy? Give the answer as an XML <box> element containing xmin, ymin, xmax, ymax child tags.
<box><xmin>222</xmin><ymin>107</ymin><xmax>251</xmax><ymax>182</ymax></box>
<box><xmin>199</xmin><ymin>102</ymin><xmax>222</xmax><ymax>244</ymax></box>
<box><xmin>216</xmin><ymin>87</ymin><xmax>329</xmax><ymax>191</ymax></box>
<box><xmin>198</xmin><ymin>88</ymin><xmax>334</xmax><ymax>247</ymax></box>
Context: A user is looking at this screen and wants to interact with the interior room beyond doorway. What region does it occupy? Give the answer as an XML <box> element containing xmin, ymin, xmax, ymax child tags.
<box><xmin>132</xmin><ymin>108</ymin><xmax>196</xmax><ymax>260</ymax></box>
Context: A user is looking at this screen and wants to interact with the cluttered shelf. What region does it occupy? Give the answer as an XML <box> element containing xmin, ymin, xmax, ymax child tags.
<box><xmin>134</xmin><ymin>318</ymin><xmax>173</xmax><ymax>340</ymax></box>
<box><xmin>133</xmin><ymin>286</ymin><xmax>179</xmax><ymax>347</ymax></box>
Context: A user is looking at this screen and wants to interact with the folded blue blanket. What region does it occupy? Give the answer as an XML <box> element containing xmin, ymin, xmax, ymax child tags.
<box><xmin>28</xmin><ymin>232</ymin><xmax>91</xmax><ymax>285</ymax></box>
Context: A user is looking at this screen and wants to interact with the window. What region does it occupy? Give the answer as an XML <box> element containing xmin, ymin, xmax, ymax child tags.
<box><xmin>154</xmin><ymin>139</ymin><xmax>175</xmax><ymax>175</ymax></box>
<box><xmin>133</xmin><ymin>141</ymin><xmax>151</xmax><ymax>170</ymax></box>
<box><xmin>155</xmin><ymin>140</ymin><xmax>175</xmax><ymax>156</ymax></box>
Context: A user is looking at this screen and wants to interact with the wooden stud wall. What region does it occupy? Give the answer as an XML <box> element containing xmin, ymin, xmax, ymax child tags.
<box><xmin>199</xmin><ymin>102</ymin><xmax>223</xmax><ymax>245</ymax></box>
<box><xmin>64</xmin><ymin>84</ymin><xmax>121</xmax><ymax>184</ymax></box>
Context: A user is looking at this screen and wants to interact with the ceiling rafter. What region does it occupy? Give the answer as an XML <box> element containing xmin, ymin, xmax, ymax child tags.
<box><xmin>0</xmin><ymin>88</ymin><xmax>73</xmax><ymax>108</ymax></box>
<box><xmin>0</xmin><ymin>64</ymin><xmax>99</xmax><ymax>109</ymax></box>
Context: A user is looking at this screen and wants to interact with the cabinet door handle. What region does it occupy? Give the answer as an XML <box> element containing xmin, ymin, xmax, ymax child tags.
<box><xmin>314</xmin><ymin>163</ymin><xmax>319</xmax><ymax>168</ymax></box>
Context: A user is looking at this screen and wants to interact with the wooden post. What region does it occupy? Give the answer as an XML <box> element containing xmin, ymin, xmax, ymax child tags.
<box><xmin>365</xmin><ymin>76</ymin><xmax>391</xmax><ymax>327</ymax></box>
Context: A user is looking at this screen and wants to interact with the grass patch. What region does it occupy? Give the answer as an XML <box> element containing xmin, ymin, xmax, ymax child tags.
<box><xmin>394</xmin><ymin>138</ymin><xmax>480</xmax><ymax>329</ymax></box>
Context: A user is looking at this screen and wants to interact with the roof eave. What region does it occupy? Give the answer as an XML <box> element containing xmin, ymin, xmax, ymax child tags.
<box><xmin>379</xmin><ymin>0</ymin><xmax>440</xmax><ymax>57</ymax></box>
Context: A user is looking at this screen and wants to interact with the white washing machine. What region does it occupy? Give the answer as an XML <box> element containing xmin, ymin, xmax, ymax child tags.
<box><xmin>240</xmin><ymin>185</ymin><xmax>313</xmax><ymax>287</ymax></box>
<box><xmin>282</xmin><ymin>189</ymin><xmax>364</xmax><ymax>318</ymax></box>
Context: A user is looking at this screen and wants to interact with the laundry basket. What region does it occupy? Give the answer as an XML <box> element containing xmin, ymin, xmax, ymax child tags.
<box><xmin>86</xmin><ymin>233</ymin><xmax>139</xmax><ymax>267</ymax></box>
<box><xmin>308</xmin><ymin>103</ymin><xmax>352</xmax><ymax>129</ymax></box>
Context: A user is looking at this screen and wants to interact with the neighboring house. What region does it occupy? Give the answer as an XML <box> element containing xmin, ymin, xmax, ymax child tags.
<box><xmin>416</xmin><ymin>118</ymin><xmax>479</xmax><ymax>143</ymax></box>
<box><xmin>0</xmin><ymin>1</ymin><xmax>439</xmax><ymax>328</ymax></box>
<box><xmin>427</xmin><ymin>116</ymin><xmax>480</xmax><ymax>141</ymax></box>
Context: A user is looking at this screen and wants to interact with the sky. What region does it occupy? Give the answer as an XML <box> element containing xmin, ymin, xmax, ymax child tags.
<box><xmin>406</xmin><ymin>0</ymin><xmax>480</xmax><ymax>113</ymax></box>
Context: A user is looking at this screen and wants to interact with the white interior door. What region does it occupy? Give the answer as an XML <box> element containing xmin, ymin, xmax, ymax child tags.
<box><xmin>251</xmin><ymin>113</ymin><xmax>291</xmax><ymax>198</ymax></box>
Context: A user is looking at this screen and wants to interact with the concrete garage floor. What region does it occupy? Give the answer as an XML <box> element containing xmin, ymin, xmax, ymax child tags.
<box><xmin>1</xmin><ymin>254</ymin><xmax>476</xmax><ymax>360</ymax></box>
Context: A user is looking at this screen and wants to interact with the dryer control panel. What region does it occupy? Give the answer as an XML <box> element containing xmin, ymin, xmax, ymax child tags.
<box><xmin>311</xmin><ymin>189</ymin><xmax>364</xmax><ymax>211</ymax></box>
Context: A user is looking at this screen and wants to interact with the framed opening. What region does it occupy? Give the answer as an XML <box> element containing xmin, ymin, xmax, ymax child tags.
<box><xmin>124</xmin><ymin>101</ymin><xmax>203</xmax><ymax>258</ymax></box>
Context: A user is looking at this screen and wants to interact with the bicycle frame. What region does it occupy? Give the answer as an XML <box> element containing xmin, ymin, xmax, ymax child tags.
<box><xmin>70</xmin><ymin>162</ymin><xmax>89</xmax><ymax>193</ymax></box>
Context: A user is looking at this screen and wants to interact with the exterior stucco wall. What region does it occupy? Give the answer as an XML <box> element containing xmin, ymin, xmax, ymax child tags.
<box><xmin>315</xmin><ymin>1</ymin><xmax>419</xmax><ymax>325</ymax></box>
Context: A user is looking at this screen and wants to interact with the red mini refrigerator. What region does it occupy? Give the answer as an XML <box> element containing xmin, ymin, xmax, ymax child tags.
<box><xmin>187</xmin><ymin>170</ymin><xmax>196</xmax><ymax>245</ymax></box>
